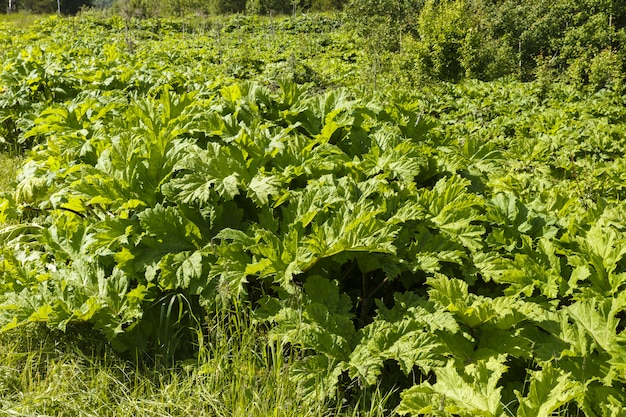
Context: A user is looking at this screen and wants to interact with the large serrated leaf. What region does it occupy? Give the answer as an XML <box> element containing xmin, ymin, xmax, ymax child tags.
<box><xmin>515</xmin><ymin>364</ymin><xmax>583</xmax><ymax>417</ymax></box>
<box><xmin>398</xmin><ymin>359</ymin><xmax>506</xmax><ymax>417</ymax></box>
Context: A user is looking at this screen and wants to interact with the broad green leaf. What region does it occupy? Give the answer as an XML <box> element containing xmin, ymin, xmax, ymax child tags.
<box><xmin>247</xmin><ymin>172</ymin><xmax>282</xmax><ymax>206</ymax></box>
<box><xmin>516</xmin><ymin>364</ymin><xmax>583</xmax><ymax>417</ymax></box>
<box><xmin>566</xmin><ymin>298</ymin><xmax>621</xmax><ymax>355</ymax></box>
<box><xmin>398</xmin><ymin>359</ymin><xmax>506</xmax><ymax>417</ymax></box>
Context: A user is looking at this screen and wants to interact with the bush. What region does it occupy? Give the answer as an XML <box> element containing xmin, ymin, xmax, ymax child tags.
<box><xmin>412</xmin><ymin>0</ymin><xmax>515</xmax><ymax>81</ymax></box>
<box><xmin>348</xmin><ymin>0</ymin><xmax>421</xmax><ymax>52</ymax></box>
<box><xmin>588</xmin><ymin>48</ymin><xmax>624</xmax><ymax>90</ymax></box>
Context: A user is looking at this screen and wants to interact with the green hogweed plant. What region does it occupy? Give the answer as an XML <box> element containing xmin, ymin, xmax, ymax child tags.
<box><xmin>2</xmin><ymin>15</ymin><xmax>626</xmax><ymax>417</ymax></box>
<box><xmin>2</xmin><ymin>80</ymin><xmax>626</xmax><ymax>416</ymax></box>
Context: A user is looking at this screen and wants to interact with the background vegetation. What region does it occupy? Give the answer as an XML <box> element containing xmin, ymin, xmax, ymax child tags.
<box><xmin>5</xmin><ymin>0</ymin><xmax>625</xmax><ymax>88</ymax></box>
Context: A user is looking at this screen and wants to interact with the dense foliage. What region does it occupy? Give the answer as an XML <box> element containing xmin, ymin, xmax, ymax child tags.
<box><xmin>350</xmin><ymin>0</ymin><xmax>626</xmax><ymax>84</ymax></box>
<box><xmin>2</xmin><ymin>13</ymin><xmax>626</xmax><ymax>417</ymax></box>
<box><xmin>6</xmin><ymin>0</ymin><xmax>93</xmax><ymax>14</ymax></box>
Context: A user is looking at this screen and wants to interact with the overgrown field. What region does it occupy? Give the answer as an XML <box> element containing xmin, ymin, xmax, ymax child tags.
<box><xmin>1</xmin><ymin>12</ymin><xmax>626</xmax><ymax>417</ymax></box>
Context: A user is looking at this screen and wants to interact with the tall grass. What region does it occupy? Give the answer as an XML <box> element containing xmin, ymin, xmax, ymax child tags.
<box><xmin>0</xmin><ymin>311</ymin><xmax>396</xmax><ymax>417</ymax></box>
<box><xmin>0</xmin><ymin>153</ymin><xmax>21</xmax><ymax>192</ymax></box>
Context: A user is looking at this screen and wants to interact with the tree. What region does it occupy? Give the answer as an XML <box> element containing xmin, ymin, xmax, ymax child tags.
<box><xmin>348</xmin><ymin>0</ymin><xmax>422</xmax><ymax>52</ymax></box>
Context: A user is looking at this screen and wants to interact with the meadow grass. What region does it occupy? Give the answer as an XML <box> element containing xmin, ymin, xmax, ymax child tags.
<box><xmin>0</xmin><ymin>11</ymin><xmax>50</xmax><ymax>28</ymax></box>
<box><xmin>0</xmin><ymin>153</ymin><xmax>21</xmax><ymax>192</ymax></box>
<box><xmin>0</xmin><ymin>313</ymin><xmax>396</xmax><ymax>417</ymax></box>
